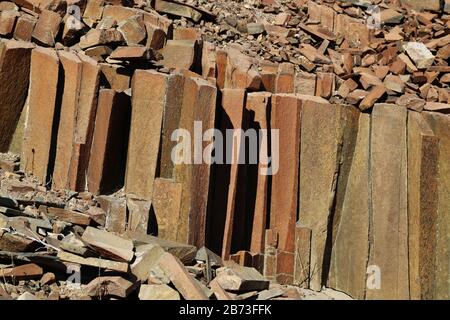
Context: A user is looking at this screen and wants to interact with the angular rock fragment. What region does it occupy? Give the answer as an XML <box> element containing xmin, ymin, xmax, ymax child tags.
<box><xmin>158</xmin><ymin>252</ymin><xmax>208</xmax><ymax>300</ymax></box>
<box><xmin>215</xmin><ymin>264</ymin><xmax>269</xmax><ymax>292</ymax></box>
<box><xmin>81</xmin><ymin>226</ymin><xmax>134</xmax><ymax>262</ymax></box>
<box><xmin>84</xmin><ymin>276</ymin><xmax>139</xmax><ymax>298</ymax></box>
<box><xmin>32</xmin><ymin>9</ymin><xmax>61</xmax><ymax>46</ymax></box>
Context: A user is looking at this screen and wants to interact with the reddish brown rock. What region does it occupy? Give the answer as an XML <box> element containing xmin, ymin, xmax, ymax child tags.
<box><xmin>275</xmin><ymin>63</ymin><xmax>295</xmax><ymax>93</ymax></box>
<box><xmin>158</xmin><ymin>252</ymin><xmax>208</xmax><ymax>300</ymax></box>
<box><xmin>125</xmin><ymin>70</ymin><xmax>168</xmax><ymax>200</ymax></box>
<box><xmin>52</xmin><ymin>51</ymin><xmax>82</xmax><ymax>191</ymax></box>
<box><xmin>210</xmin><ymin>89</ymin><xmax>246</xmax><ymax>259</ymax></box>
<box><xmin>32</xmin><ymin>9</ymin><xmax>61</xmax><ymax>46</ymax></box>
<box><xmin>21</xmin><ymin>47</ymin><xmax>59</xmax><ymax>184</ymax></box>
<box><xmin>246</xmin><ymin>92</ymin><xmax>271</xmax><ymax>254</ymax></box>
<box><xmin>99</xmin><ymin>63</ymin><xmax>131</xmax><ymax>91</ymax></box>
<box><xmin>0</xmin><ymin>10</ymin><xmax>19</xmax><ymax>36</ymax></box>
<box><xmin>270</xmin><ymin>94</ymin><xmax>302</xmax><ymax>254</ymax></box>
<box><xmin>13</xmin><ymin>14</ymin><xmax>37</xmax><ymax>42</ymax></box>
<box><xmin>174</xmin><ymin>77</ymin><xmax>217</xmax><ymax>246</ymax></box>
<box><xmin>159</xmin><ymin>73</ymin><xmax>185</xmax><ymax>179</ymax></box>
<box><xmin>162</xmin><ymin>39</ymin><xmax>197</xmax><ymax>71</ymax></box>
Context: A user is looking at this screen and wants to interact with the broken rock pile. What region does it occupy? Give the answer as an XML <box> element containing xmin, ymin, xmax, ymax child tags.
<box><xmin>0</xmin><ymin>177</ymin><xmax>348</xmax><ymax>300</ymax></box>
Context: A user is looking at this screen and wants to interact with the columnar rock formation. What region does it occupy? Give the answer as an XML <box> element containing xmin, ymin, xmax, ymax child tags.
<box><xmin>0</xmin><ymin>0</ymin><xmax>450</xmax><ymax>300</ymax></box>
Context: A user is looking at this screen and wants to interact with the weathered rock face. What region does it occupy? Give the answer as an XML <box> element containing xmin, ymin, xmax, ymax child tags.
<box><xmin>367</xmin><ymin>104</ymin><xmax>409</xmax><ymax>300</ymax></box>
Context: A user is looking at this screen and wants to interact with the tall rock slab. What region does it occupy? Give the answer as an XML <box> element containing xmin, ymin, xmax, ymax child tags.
<box><xmin>367</xmin><ymin>104</ymin><xmax>409</xmax><ymax>300</ymax></box>
<box><xmin>52</xmin><ymin>51</ymin><xmax>82</xmax><ymax>191</ymax></box>
<box><xmin>422</xmin><ymin>111</ymin><xmax>450</xmax><ymax>299</ymax></box>
<box><xmin>246</xmin><ymin>92</ymin><xmax>271</xmax><ymax>254</ymax></box>
<box><xmin>174</xmin><ymin>76</ymin><xmax>217</xmax><ymax>247</ymax></box>
<box><xmin>70</xmin><ymin>53</ymin><xmax>100</xmax><ymax>191</ymax></box>
<box><xmin>329</xmin><ymin>113</ymin><xmax>370</xmax><ymax>300</ymax></box>
<box><xmin>87</xmin><ymin>89</ymin><xmax>131</xmax><ymax>194</ymax></box>
<box><xmin>22</xmin><ymin>47</ymin><xmax>60</xmax><ymax>184</ymax></box>
<box><xmin>298</xmin><ymin>96</ymin><xmax>354</xmax><ymax>291</ymax></box>
<box><xmin>270</xmin><ymin>94</ymin><xmax>302</xmax><ymax>284</ymax></box>
<box><xmin>125</xmin><ymin>70</ymin><xmax>168</xmax><ymax>200</ymax></box>
<box><xmin>0</xmin><ymin>39</ymin><xmax>34</xmax><ymax>153</ymax></box>
<box><xmin>159</xmin><ymin>73</ymin><xmax>185</xmax><ymax>179</ymax></box>
<box><xmin>211</xmin><ymin>89</ymin><xmax>247</xmax><ymax>259</ymax></box>
<box><xmin>407</xmin><ymin>111</ymin><xmax>439</xmax><ymax>300</ymax></box>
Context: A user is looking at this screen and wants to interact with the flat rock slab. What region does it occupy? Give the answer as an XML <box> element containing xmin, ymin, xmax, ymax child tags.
<box><xmin>57</xmin><ymin>251</ymin><xmax>129</xmax><ymax>273</ymax></box>
<box><xmin>126</xmin><ymin>231</ymin><xmax>197</xmax><ymax>264</ymax></box>
<box><xmin>298</xmin><ymin>97</ymin><xmax>356</xmax><ymax>291</ymax></box>
<box><xmin>215</xmin><ymin>264</ymin><xmax>269</xmax><ymax>292</ymax></box>
<box><xmin>0</xmin><ymin>263</ymin><xmax>43</xmax><ymax>280</ymax></box>
<box><xmin>407</xmin><ymin>111</ymin><xmax>439</xmax><ymax>300</ymax></box>
<box><xmin>82</xmin><ymin>226</ymin><xmax>134</xmax><ymax>262</ymax></box>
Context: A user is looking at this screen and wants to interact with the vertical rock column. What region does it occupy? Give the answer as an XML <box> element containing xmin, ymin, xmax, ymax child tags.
<box><xmin>270</xmin><ymin>94</ymin><xmax>302</xmax><ymax>284</ymax></box>
<box><xmin>422</xmin><ymin>111</ymin><xmax>450</xmax><ymax>299</ymax></box>
<box><xmin>407</xmin><ymin>111</ymin><xmax>439</xmax><ymax>300</ymax></box>
<box><xmin>366</xmin><ymin>104</ymin><xmax>409</xmax><ymax>300</ymax></box>
<box><xmin>22</xmin><ymin>47</ymin><xmax>60</xmax><ymax>184</ymax></box>
<box><xmin>328</xmin><ymin>113</ymin><xmax>370</xmax><ymax>300</ymax></box>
